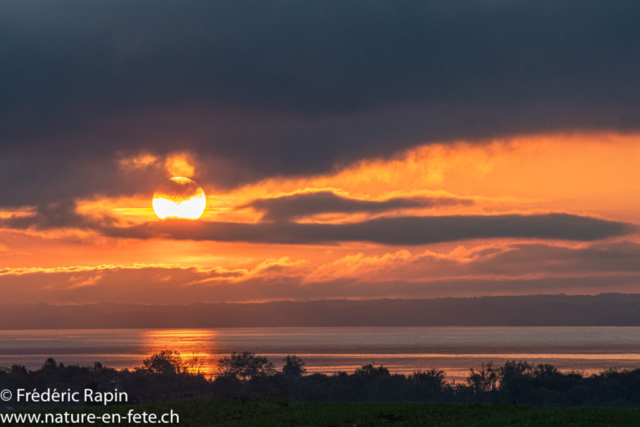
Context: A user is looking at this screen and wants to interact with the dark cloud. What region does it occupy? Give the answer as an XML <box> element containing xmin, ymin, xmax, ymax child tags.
<box><xmin>108</xmin><ymin>213</ymin><xmax>637</xmax><ymax>245</ymax></box>
<box><xmin>243</xmin><ymin>191</ymin><xmax>472</xmax><ymax>221</ymax></box>
<box><xmin>468</xmin><ymin>241</ymin><xmax>640</xmax><ymax>276</ymax></box>
<box><xmin>2</xmin><ymin>1</ymin><xmax>640</xmax><ymax>205</ymax></box>
<box><xmin>0</xmin><ymin>200</ymin><xmax>118</xmax><ymax>230</ymax></box>
<box><xmin>4</xmin><ymin>195</ymin><xmax>633</xmax><ymax>247</ymax></box>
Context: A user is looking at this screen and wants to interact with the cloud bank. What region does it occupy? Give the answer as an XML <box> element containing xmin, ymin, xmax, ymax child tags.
<box><xmin>2</xmin><ymin>1</ymin><xmax>640</xmax><ymax>205</ymax></box>
<box><xmin>109</xmin><ymin>213</ymin><xmax>636</xmax><ymax>245</ymax></box>
<box><xmin>243</xmin><ymin>191</ymin><xmax>473</xmax><ymax>221</ymax></box>
<box><xmin>2</xmin><ymin>241</ymin><xmax>640</xmax><ymax>304</ymax></box>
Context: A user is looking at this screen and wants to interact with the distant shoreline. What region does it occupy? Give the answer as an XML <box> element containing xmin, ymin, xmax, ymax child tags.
<box><xmin>4</xmin><ymin>293</ymin><xmax>640</xmax><ymax>329</ymax></box>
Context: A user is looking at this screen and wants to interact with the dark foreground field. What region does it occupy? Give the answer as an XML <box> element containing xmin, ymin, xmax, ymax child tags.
<box><xmin>7</xmin><ymin>399</ymin><xmax>640</xmax><ymax>427</ymax></box>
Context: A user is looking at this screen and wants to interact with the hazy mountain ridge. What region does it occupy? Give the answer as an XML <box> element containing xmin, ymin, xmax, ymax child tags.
<box><xmin>2</xmin><ymin>293</ymin><xmax>640</xmax><ymax>329</ymax></box>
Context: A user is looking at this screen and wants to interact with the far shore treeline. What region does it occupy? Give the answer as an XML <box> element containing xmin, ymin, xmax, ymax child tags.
<box><xmin>3</xmin><ymin>351</ymin><xmax>640</xmax><ymax>408</ymax></box>
<box><xmin>5</xmin><ymin>294</ymin><xmax>640</xmax><ymax>329</ymax></box>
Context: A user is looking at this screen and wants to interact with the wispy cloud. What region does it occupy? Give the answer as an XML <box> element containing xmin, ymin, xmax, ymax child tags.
<box><xmin>2</xmin><ymin>241</ymin><xmax>640</xmax><ymax>304</ymax></box>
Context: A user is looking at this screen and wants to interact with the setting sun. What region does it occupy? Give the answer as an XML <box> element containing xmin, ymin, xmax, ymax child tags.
<box><xmin>152</xmin><ymin>177</ymin><xmax>207</xmax><ymax>220</ymax></box>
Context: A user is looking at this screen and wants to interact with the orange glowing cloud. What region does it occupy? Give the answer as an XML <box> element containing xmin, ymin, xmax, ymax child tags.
<box><xmin>217</xmin><ymin>132</ymin><xmax>640</xmax><ymax>224</ymax></box>
<box><xmin>165</xmin><ymin>153</ymin><xmax>195</xmax><ymax>178</ymax></box>
<box><xmin>2</xmin><ymin>131</ymin><xmax>639</xmax><ymax>305</ymax></box>
<box><xmin>69</xmin><ymin>132</ymin><xmax>640</xmax><ymax>231</ymax></box>
<box><xmin>2</xmin><ymin>240</ymin><xmax>640</xmax><ymax>303</ymax></box>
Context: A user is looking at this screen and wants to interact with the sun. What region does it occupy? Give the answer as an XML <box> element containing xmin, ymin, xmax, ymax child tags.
<box><xmin>152</xmin><ymin>177</ymin><xmax>207</xmax><ymax>220</ymax></box>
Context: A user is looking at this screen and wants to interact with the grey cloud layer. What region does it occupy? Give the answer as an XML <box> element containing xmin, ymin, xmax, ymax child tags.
<box><xmin>243</xmin><ymin>191</ymin><xmax>473</xmax><ymax>221</ymax></box>
<box><xmin>112</xmin><ymin>213</ymin><xmax>637</xmax><ymax>245</ymax></box>
<box><xmin>2</xmin><ymin>1</ymin><xmax>640</xmax><ymax>205</ymax></box>
<box><xmin>3</xmin><ymin>190</ymin><xmax>634</xmax><ymax>246</ymax></box>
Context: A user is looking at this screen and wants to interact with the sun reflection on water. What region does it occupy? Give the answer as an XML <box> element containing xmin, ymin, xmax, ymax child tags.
<box><xmin>141</xmin><ymin>329</ymin><xmax>219</xmax><ymax>376</ymax></box>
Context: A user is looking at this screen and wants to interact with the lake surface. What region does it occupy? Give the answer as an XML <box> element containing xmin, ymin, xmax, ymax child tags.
<box><xmin>2</xmin><ymin>327</ymin><xmax>640</xmax><ymax>382</ymax></box>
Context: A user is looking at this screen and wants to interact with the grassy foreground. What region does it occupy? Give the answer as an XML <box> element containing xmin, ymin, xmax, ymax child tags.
<box><xmin>8</xmin><ymin>399</ymin><xmax>640</xmax><ymax>427</ymax></box>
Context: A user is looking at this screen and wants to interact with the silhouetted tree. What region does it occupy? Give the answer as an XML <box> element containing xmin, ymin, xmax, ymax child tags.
<box><xmin>42</xmin><ymin>358</ymin><xmax>58</xmax><ymax>371</ymax></box>
<box><xmin>184</xmin><ymin>353</ymin><xmax>207</xmax><ymax>376</ymax></box>
<box><xmin>354</xmin><ymin>364</ymin><xmax>390</xmax><ymax>378</ymax></box>
<box><xmin>142</xmin><ymin>350</ymin><xmax>185</xmax><ymax>374</ymax></box>
<box><xmin>467</xmin><ymin>362</ymin><xmax>498</xmax><ymax>393</ymax></box>
<box><xmin>282</xmin><ymin>355</ymin><xmax>307</xmax><ymax>378</ymax></box>
<box><xmin>412</xmin><ymin>368</ymin><xmax>446</xmax><ymax>388</ymax></box>
<box><xmin>534</xmin><ymin>363</ymin><xmax>559</xmax><ymax>378</ymax></box>
<box><xmin>499</xmin><ymin>360</ymin><xmax>533</xmax><ymax>381</ymax></box>
<box><xmin>11</xmin><ymin>364</ymin><xmax>28</xmax><ymax>375</ymax></box>
<box><xmin>217</xmin><ymin>352</ymin><xmax>275</xmax><ymax>380</ymax></box>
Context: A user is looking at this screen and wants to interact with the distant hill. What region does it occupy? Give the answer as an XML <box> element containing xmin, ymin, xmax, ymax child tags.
<box><xmin>3</xmin><ymin>293</ymin><xmax>640</xmax><ymax>329</ymax></box>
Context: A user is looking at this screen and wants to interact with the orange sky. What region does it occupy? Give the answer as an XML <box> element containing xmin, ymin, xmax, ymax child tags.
<box><xmin>1</xmin><ymin>132</ymin><xmax>639</xmax><ymax>303</ymax></box>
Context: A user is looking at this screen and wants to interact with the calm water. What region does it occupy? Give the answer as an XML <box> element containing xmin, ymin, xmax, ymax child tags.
<box><xmin>2</xmin><ymin>327</ymin><xmax>640</xmax><ymax>382</ymax></box>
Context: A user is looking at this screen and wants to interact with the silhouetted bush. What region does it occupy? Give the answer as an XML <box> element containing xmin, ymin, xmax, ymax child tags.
<box><xmin>5</xmin><ymin>353</ymin><xmax>640</xmax><ymax>408</ymax></box>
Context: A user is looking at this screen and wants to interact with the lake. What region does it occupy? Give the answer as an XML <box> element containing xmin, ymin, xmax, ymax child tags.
<box><xmin>2</xmin><ymin>327</ymin><xmax>640</xmax><ymax>382</ymax></box>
